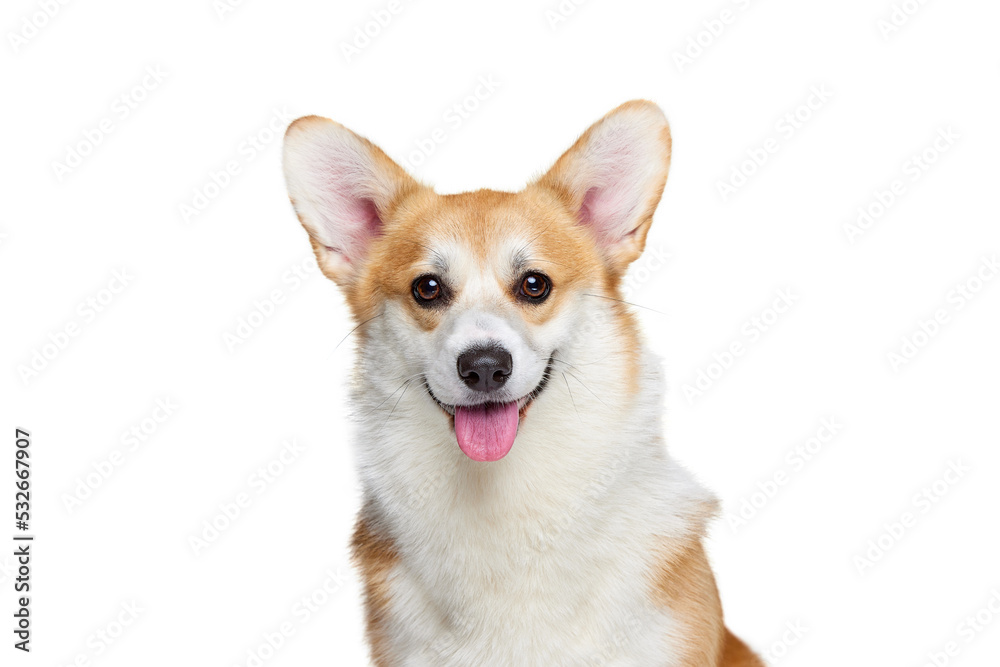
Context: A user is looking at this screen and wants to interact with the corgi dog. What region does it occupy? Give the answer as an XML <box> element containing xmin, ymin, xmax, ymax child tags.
<box><xmin>281</xmin><ymin>101</ymin><xmax>763</xmax><ymax>666</ymax></box>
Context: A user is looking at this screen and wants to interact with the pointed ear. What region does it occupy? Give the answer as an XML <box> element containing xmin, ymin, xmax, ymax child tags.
<box><xmin>533</xmin><ymin>100</ymin><xmax>671</xmax><ymax>273</ymax></box>
<box><xmin>282</xmin><ymin>116</ymin><xmax>424</xmax><ymax>285</ymax></box>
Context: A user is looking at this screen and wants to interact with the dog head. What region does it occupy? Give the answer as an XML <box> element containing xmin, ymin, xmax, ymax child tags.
<box><xmin>282</xmin><ymin>101</ymin><xmax>671</xmax><ymax>463</ymax></box>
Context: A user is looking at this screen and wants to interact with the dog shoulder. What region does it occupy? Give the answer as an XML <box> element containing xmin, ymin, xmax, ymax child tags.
<box><xmin>651</xmin><ymin>536</ymin><xmax>726</xmax><ymax>666</ymax></box>
<box><xmin>351</xmin><ymin>504</ymin><xmax>401</xmax><ymax>667</ymax></box>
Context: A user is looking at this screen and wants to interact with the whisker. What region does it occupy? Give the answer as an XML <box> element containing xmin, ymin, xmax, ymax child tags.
<box><xmin>551</xmin><ymin>353</ymin><xmax>613</xmax><ymax>369</ymax></box>
<box><xmin>582</xmin><ymin>293</ymin><xmax>666</xmax><ymax>316</ymax></box>
<box><xmin>562</xmin><ymin>372</ymin><xmax>580</xmax><ymax>420</ymax></box>
<box><xmin>527</xmin><ymin>220</ymin><xmax>556</xmax><ymax>245</ymax></box>
<box><xmin>564</xmin><ymin>370</ymin><xmax>609</xmax><ymax>408</ymax></box>
<box><xmin>377</xmin><ymin>378</ymin><xmax>414</xmax><ymax>434</ymax></box>
<box><xmin>550</xmin><ymin>358</ymin><xmax>581</xmax><ymax>372</ymax></box>
<box><xmin>362</xmin><ymin>373</ymin><xmax>424</xmax><ymax>416</ymax></box>
<box><xmin>330</xmin><ymin>311</ymin><xmax>385</xmax><ymax>357</ymax></box>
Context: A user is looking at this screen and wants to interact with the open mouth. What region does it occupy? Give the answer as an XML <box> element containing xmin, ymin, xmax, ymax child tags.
<box><xmin>424</xmin><ymin>357</ymin><xmax>553</xmax><ymax>462</ymax></box>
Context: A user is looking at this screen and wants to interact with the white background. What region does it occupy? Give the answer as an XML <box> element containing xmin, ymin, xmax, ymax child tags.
<box><xmin>2</xmin><ymin>0</ymin><xmax>999</xmax><ymax>665</ymax></box>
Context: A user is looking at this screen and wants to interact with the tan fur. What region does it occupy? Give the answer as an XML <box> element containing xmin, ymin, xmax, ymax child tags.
<box><xmin>651</xmin><ymin>538</ymin><xmax>763</xmax><ymax>666</ymax></box>
<box><xmin>722</xmin><ymin>630</ymin><xmax>765</xmax><ymax>667</ymax></box>
<box><xmin>285</xmin><ymin>100</ymin><xmax>758</xmax><ymax>665</ymax></box>
<box><xmin>652</xmin><ymin>539</ymin><xmax>725</xmax><ymax>665</ymax></box>
<box><xmin>347</xmin><ymin>186</ymin><xmax>617</xmax><ymax>339</ymax></box>
<box><xmin>330</xmin><ymin>174</ymin><xmax>651</xmax><ymax>396</ymax></box>
<box><xmin>354</xmin><ymin>524</ymin><xmax>764</xmax><ymax>667</ymax></box>
<box><xmin>532</xmin><ymin>100</ymin><xmax>672</xmax><ymax>273</ymax></box>
<box><xmin>351</xmin><ymin>506</ymin><xmax>400</xmax><ymax>667</ymax></box>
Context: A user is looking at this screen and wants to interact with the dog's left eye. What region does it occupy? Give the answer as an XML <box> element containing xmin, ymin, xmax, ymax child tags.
<box><xmin>412</xmin><ymin>275</ymin><xmax>443</xmax><ymax>304</ymax></box>
<box><xmin>519</xmin><ymin>273</ymin><xmax>550</xmax><ymax>302</ymax></box>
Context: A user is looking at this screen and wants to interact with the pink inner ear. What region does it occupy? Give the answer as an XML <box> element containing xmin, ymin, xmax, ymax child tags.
<box><xmin>579</xmin><ymin>187</ymin><xmax>600</xmax><ymax>226</ymax></box>
<box><xmin>354</xmin><ymin>197</ymin><xmax>383</xmax><ymax>237</ymax></box>
<box><xmin>330</xmin><ymin>197</ymin><xmax>381</xmax><ymax>264</ymax></box>
<box><xmin>563</xmin><ymin>117</ymin><xmax>660</xmax><ymax>249</ymax></box>
<box><xmin>576</xmin><ymin>181</ymin><xmax>638</xmax><ymax>246</ymax></box>
<box><xmin>320</xmin><ymin>188</ymin><xmax>382</xmax><ymax>264</ymax></box>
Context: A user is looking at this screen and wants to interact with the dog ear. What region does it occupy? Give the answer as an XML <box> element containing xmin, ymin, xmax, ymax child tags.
<box><xmin>282</xmin><ymin>116</ymin><xmax>424</xmax><ymax>285</ymax></box>
<box><xmin>534</xmin><ymin>100</ymin><xmax>671</xmax><ymax>273</ymax></box>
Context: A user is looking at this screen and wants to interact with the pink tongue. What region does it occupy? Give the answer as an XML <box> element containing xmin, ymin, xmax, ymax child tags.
<box><xmin>454</xmin><ymin>402</ymin><xmax>520</xmax><ymax>462</ymax></box>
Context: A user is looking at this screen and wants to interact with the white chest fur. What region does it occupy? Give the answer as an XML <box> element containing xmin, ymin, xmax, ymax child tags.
<box><xmin>352</xmin><ymin>343</ymin><xmax>717</xmax><ymax>666</ymax></box>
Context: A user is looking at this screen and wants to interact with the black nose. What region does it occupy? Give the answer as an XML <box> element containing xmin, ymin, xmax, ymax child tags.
<box><xmin>457</xmin><ymin>346</ymin><xmax>513</xmax><ymax>393</ymax></box>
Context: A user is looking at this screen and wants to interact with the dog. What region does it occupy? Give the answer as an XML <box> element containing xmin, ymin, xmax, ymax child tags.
<box><xmin>281</xmin><ymin>100</ymin><xmax>763</xmax><ymax>666</ymax></box>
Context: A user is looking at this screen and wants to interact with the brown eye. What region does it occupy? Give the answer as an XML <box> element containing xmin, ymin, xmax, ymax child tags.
<box><xmin>519</xmin><ymin>273</ymin><xmax>550</xmax><ymax>302</ymax></box>
<box><xmin>412</xmin><ymin>275</ymin><xmax>442</xmax><ymax>304</ymax></box>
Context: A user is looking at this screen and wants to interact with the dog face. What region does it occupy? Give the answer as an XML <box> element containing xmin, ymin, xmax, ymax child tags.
<box><xmin>283</xmin><ymin>101</ymin><xmax>671</xmax><ymax>462</ymax></box>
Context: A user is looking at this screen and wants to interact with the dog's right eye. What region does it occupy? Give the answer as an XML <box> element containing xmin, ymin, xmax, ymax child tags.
<box><xmin>412</xmin><ymin>275</ymin><xmax>443</xmax><ymax>304</ymax></box>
